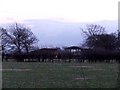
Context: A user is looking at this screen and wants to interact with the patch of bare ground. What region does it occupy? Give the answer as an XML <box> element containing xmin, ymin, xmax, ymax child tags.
<box><xmin>91</xmin><ymin>68</ymin><xmax>104</xmax><ymax>71</ymax></box>
<box><xmin>1</xmin><ymin>69</ymin><xmax>32</xmax><ymax>71</ymax></box>
<box><xmin>74</xmin><ymin>77</ymin><xmax>89</xmax><ymax>80</ymax></box>
<box><xmin>70</xmin><ymin>66</ymin><xmax>93</xmax><ymax>68</ymax></box>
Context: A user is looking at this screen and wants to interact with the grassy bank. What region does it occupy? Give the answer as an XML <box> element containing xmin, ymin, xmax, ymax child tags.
<box><xmin>2</xmin><ymin>62</ymin><xmax>119</xmax><ymax>88</ymax></box>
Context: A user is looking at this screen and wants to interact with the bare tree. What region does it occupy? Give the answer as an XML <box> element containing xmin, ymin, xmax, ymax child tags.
<box><xmin>81</xmin><ymin>24</ymin><xmax>106</xmax><ymax>37</ymax></box>
<box><xmin>1</xmin><ymin>23</ymin><xmax>39</xmax><ymax>54</ymax></box>
<box><xmin>81</xmin><ymin>24</ymin><xmax>106</xmax><ymax>48</ymax></box>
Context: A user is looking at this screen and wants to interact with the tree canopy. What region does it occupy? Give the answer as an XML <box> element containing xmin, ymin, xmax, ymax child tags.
<box><xmin>82</xmin><ymin>24</ymin><xmax>117</xmax><ymax>49</ymax></box>
<box><xmin>1</xmin><ymin>23</ymin><xmax>39</xmax><ymax>54</ymax></box>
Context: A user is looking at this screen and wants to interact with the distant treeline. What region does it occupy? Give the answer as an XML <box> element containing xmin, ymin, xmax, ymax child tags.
<box><xmin>1</xmin><ymin>23</ymin><xmax>120</xmax><ymax>63</ymax></box>
<box><xmin>2</xmin><ymin>46</ymin><xmax>120</xmax><ymax>63</ymax></box>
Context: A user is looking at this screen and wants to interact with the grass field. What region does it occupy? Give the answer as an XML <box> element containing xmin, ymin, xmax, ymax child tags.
<box><xmin>2</xmin><ymin>62</ymin><xmax>120</xmax><ymax>88</ymax></box>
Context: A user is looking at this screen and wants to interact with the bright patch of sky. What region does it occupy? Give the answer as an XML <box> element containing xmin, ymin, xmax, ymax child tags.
<box><xmin>0</xmin><ymin>0</ymin><xmax>119</xmax><ymax>23</ymax></box>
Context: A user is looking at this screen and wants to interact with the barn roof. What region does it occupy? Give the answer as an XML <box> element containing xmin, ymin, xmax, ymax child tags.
<box><xmin>29</xmin><ymin>48</ymin><xmax>61</xmax><ymax>54</ymax></box>
<box><xmin>64</xmin><ymin>46</ymin><xmax>82</xmax><ymax>49</ymax></box>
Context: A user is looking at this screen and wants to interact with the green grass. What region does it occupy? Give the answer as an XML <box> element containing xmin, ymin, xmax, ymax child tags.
<box><xmin>2</xmin><ymin>62</ymin><xmax>119</xmax><ymax>88</ymax></box>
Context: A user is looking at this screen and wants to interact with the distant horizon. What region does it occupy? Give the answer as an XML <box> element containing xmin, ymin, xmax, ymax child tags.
<box><xmin>0</xmin><ymin>18</ymin><xmax>118</xmax><ymax>24</ymax></box>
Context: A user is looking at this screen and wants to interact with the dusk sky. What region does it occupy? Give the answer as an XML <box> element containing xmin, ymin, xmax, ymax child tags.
<box><xmin>0</xmin><ymin>0</ymin><xmax>119</xmax><ymax>23</ymax></box>
<box><xmin>0</xmin><ymin>0</ymin><xmax>119</xmax><ymax>47</ymax></box>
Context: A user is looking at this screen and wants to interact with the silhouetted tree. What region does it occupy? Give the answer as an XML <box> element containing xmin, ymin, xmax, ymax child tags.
<box><xmin>86</xmin><ymin>34</ymin><xmax>117</xmax><ymax>49</ymax></box>
<box><xmin>1</xmin><ymin>23</ymin><xmax>39</xmax><ymax>55</ymax></box>
<box><xmin>81</xmin><ymin>24</ymin><xmax>106</xmax><ymax>48</ymax></box>
<box><xmin>82</xmin><ymin>24</ymin><xmax>106</xmax><ymax>37</ymax></box>
<box><xmin>116</xmin><ymin>30</ymin><xmax>120</xmax><ymax>49</ymax></box>
<box><xmin>1</xmin><ymin>28</ymin><xmax>9</xmax><ymax>61</ymax></box>
<box><xmin>81</xmin><ymin>24</ymin><xmax>117</xmax><ymax>49</ymax></box>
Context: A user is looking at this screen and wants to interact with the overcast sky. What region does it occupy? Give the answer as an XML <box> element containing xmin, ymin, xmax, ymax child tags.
<box><xmin>0</xmin><ymin>0</ymin><xmax>119</xmax><ymax>23</ymax></box>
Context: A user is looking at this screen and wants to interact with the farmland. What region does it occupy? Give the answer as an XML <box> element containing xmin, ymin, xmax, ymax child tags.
<box><xmin>2</xmin><ymin>62</ymin><xmax>119</xmax><ymax>88</ymax></box>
